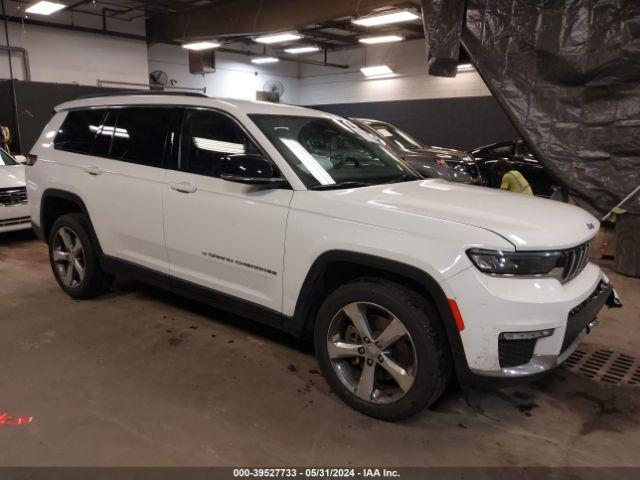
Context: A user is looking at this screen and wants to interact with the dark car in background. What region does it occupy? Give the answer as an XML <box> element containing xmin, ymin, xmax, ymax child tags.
<box><xmin>350</xmin><ymin>118</ymin><xmax>482</xmax><ymax>185</ymax></box>
<box><xmin>471</xmin><ymin>140</ymin><xmax>558</xmax><ymax>197</ymax></box>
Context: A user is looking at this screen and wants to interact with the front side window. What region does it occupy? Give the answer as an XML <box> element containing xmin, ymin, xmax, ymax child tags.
<box><xmin>0</xmin><ymin>149</ymin><xmax>17</xmax><ymax>166</ymax></box>
<box><xmin>54</xmin><ymin>109</ymin><xmax>108</xmax><ymax>155</ymax></box>
<box><xmin>250</xmin><ymin>115</ymin><xmax>418</xmax><ymax>189</ymax></box>
<box><xmin>181</xmin><ymin>109</ymin><xmax>261</xmax><ymax>177</ymax></box>
<box><xmin>367</xmin><ymin>122</ymin><xmax>422</xmax><ymax>151</ymax></box>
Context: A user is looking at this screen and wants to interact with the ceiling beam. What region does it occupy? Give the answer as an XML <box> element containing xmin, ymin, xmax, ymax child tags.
<box><xmin>146</xmin><ymin>0</ymin><xmax>419</xmax><ymax>44</ymax></box>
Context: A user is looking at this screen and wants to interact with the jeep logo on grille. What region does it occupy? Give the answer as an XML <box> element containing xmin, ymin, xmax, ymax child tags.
<box><xmin>587</xmin><ymin>222</ymin><xmax>595</xmax><ymax>230</ymax></box>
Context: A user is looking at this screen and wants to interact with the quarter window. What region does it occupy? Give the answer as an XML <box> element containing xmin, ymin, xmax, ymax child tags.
<box><xmin>180</xmin><ymin>109</ymin><xmax>260</xmax><ymax>177</ymax></box>
<box><xmin>54</xmin><ymin>109</ymin><xmax>108</xmax><ymax>155</ymax></box>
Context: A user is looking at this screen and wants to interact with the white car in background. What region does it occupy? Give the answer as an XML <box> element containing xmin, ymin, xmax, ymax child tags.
<box><xmin>0</xmin><ymin>149</ymin><xmax>30</xmax><ymax>233</ymax></box>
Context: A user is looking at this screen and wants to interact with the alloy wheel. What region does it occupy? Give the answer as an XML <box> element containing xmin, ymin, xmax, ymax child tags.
<box><xmin>52</xmin><ymin>226</ymin><xmax>86</xmax><ymax>288</ymax></box>
<box><xmin>326</xmin><ymin>302</ymin><xmax>417</xmax><ymax>404</ymax></box>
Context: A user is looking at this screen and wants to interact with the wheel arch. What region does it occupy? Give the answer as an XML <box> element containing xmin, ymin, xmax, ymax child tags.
<box><xmin>40</xmin><ymin>189</ymin><xmax>103</xmax><ymax>254</ymax></box>
<box><xmin>290</xmin><ymin>250</ymin><xmax>470</xmax><ymax>378</ymax></box>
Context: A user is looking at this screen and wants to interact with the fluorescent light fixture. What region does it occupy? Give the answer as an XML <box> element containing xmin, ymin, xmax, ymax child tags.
<box><xmin>25</xmin><ymin>1</ymin><xmax>66</xmax><ymax>15</ymax></box>
<box><xmin>457</xmin><ymin>63</ymin><xmax>474</xmax><ymax>71</ymax></box>
<box><xmin>254</xmin><ymin>32</ymin><xmax>302</xmax><ymax>44</ymax></box>
<box><xmin>360</xmin><ymin>65</ymin><xmax>393</xmax><ymax>77</ymax></box>
<box><xmin>284</xmin><ymin>46</ymin><xmax>320</xmax><ymax>54</ymax></box>
<box><xmin>352</xmin><ymin>10</ymin><xmax>420</xmax><ymax>27</ymax></box>
<box><xmin>251</xmin><ymin>56</ymin><xmax>279</xmax><ymax>64</ymax></box>
<box><xmin>182</xmin><ymin>41</ymin><xmax>220</xmax><ymax>51</ymax></box>
<box><xmin>358</xmin><ymin>35</ymin><xmax>404</xmax><ymax>45</ymax></box>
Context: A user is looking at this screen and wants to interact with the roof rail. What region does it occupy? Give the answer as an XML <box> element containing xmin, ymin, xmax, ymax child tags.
<box><xmin>75</xmin><ymin>90</ymin><xmax>209</xmax><ymax>100</ymax></box>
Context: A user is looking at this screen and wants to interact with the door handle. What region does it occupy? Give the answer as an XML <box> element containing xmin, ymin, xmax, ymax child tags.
<box><xmin>170</xmin><ymin>182</ymin><xmax>197</xmax><ymax>194</ymax></box>
<box><xmin>83</xmin><ymin>165</ymin><xmax>103</xmax><ymax>176</ymax></box>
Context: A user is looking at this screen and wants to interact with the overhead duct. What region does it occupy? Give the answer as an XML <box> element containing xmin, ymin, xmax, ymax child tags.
<box><xmin>146</xmin><ymin>0</ymin><xmax>418</xmax><ymax>44</ymax></box>
<box><xmin>0</xmin><ymin>45</ymin><xmax>31</xmax><ymax>81</ymax></box>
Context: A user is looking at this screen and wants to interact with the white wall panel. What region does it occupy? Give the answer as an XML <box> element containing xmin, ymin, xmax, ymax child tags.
<box><xmin>148</xmin><ymin>44</ymin><xmax>300</xmax><ymax>104</ymax></box>
<box><xmin>297</xmin><ymin>39</ymin><xmax>490</xmax><ymax>105</ymax></box>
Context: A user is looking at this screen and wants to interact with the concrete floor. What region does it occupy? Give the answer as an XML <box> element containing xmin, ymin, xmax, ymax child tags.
<box><xmin>0</xmin><ymin>230</ymin><xmax>639</xmax><ymax>467</ymax></box>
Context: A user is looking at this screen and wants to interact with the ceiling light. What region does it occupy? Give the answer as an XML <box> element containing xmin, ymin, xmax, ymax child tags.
<box><xmin>352</xmin><ymin>10</ymin><xmax>420</xmax><ymax>27</ymax></box>
<box><xmin>251</xmin><ymin>56</ymin><xmax>279</xmax><ymax>64</ymax></box>
<box><xmin>359</xmin><ymin>35</ymin><xmax>404</xmax><ymax>45</ymax></box>
<box><xmin>284</xmin><ymin>46</ymin><xmax>320</xmax><ymax>54</ymax></box>
<box><xmin>182</xmin><ymin>41</ymin><xmax>221</xmax><ymax>51</ymax></box>
<box><xmin>25</xmin><ymin>1</ymin><xmax>66</xmax><ymax>15</ymax></box>
<box><xmin>360</xmin><ymin>65</ymin><xmax>394</xmax><ymax>77</ymax></box>
<box><xmin>457</xmin><ymin>63</ymin><xmax>474</xmax><ymax>71</ymax></box>
<box><xmin>254</xmin><ymin>32</ymin><xmax>302</xmax><ymax>44</ymax></box>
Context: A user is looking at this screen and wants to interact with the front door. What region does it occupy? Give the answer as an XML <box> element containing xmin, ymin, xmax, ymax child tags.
<box><xmin>163</xmin><ymin>108</ymin><xmax>292</xmax><ymax>313</ymax></box>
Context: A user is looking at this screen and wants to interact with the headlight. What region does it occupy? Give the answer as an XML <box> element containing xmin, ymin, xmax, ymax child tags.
<box><xmin>466</xmin><ymin>248</ymin><xmax>564</xmax><ymax>279</ymax></box>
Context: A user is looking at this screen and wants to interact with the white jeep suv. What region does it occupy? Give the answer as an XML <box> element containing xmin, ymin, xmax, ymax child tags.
<box><xmin>27</xmin><ymin>93</ymin><xmax>620</xmax><ymax>420</ymax></box>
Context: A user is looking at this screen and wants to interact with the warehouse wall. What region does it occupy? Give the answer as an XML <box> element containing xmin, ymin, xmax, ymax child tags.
<box><xmin>313</xmin><ymin>96</ymin><xmax>518</xmax><ymax>151</ymax></box>
<box><xmin>0</xmin><ymin>0</ymin><xmax>148</xmax><ymax>86</ymax></box>
<box><xmin>147</xmin><ymin>43</ymin><xmax>300</xmax><ymax>104</ymax></box>
<box><xmin>297</xmin><ymin>39</ymin><xmax>491</xmax><ymax>105</ymax></box>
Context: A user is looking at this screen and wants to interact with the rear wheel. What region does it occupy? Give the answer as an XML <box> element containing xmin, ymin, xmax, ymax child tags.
<box><xmin>314</xmin><ymin>278</ymin><xmax>451</xmax><ymax>421</ymax></box>
<box><xmin>48</xmin><ymin>213</ymin><xmax>113</xmax><ymax>299</ymax></box>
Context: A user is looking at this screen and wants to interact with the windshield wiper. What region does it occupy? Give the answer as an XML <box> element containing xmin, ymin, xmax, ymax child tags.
<box><xmin>310</xmin><ymin>181</ymin><xmax>372</xmax><ymax>191</ymax></box>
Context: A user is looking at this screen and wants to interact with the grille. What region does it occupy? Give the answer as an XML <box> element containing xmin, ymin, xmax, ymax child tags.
<box><xmin>466</xmin><ymin>164</ymin><xmax>479</xmax><ymax>177</ymax></box>
<box><xmin>565</xmin><ymin>345</ymin><xmax>640</xmax><ymax>386</ymax></box>
<box><xmin>561</xmin><ymin>280</ymin><xmax>610</xmax><ymax>352</ymax></box>
<box><xmin>498</xmin><ymin>336</ymin><xmax>537</xmax><ymax>368</ymax></box>
<box><xmin>561</xmin><ymin>241</ymin><xmax>590</xmax><ymax>283</ymax></box>
<box><xmin>0</xmin><ymin>216</ymin><xmax>30</xmax><ymax>227</ymax></box>
<box><xmin>0</xmin><ymin>187</ymin><xmax>28</xmax><ymax>206</ymax></box>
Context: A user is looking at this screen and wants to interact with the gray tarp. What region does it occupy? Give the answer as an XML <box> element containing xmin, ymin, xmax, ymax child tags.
<box><xmin>423</xmin><ymin>0</ymin><xmax>640</xmax><ymax>215</ymax></box>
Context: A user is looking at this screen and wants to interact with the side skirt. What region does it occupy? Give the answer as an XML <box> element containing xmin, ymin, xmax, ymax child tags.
<box><xmin>100</xmin><ymin>255</ymin><xmax>287</xmax><ymax>332</ymax></box>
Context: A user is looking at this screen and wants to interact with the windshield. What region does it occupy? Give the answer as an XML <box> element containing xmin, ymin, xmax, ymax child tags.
<box><xmin>0</xmin><ymin>149</ymin><xmax>18</xmax><ymax>166</ymax></box>
<box><xmin>250</xmin><ymin>115</ymin><xmax>419</xmax><ymax>189</ymax></box>
<box><xmin>367</xmin><ymin>122</ymin><xmax>423</xmax><ymax>151</ymax></box>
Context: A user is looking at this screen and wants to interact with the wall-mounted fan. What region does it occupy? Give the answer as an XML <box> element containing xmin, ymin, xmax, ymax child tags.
<box><xmin>261</xmin><ymin>79</ymin><xmax>285</xmax><ymax>103</ymax></box>
<box><xmin>149</xmin><ymin>70</ymin><xmax>169</xmax><ymax>87</ymax></box>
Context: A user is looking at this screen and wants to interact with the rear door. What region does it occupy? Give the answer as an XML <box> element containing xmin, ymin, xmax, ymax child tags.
<box><xmin>57</xmin><ymin>106</ymin><xmax>179</xmax><ymax>274</ymax></box>
<box><xmin>162</xmin><ymin>108</ymin><xmax>292</xmax><ymax>313</ymax></box>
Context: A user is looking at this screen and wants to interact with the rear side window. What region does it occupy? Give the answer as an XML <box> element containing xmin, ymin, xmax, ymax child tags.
<box><xmin>110</xmin><ymin>107</ymin><xmax>175</xmax><ymax>167</ymax></box>
<box><xmin>54</xmin><ymin>109</ymin><xmax>108</xmax><ymax>154</ymax></box>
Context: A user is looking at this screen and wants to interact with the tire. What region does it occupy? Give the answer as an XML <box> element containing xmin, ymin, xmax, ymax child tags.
<box><xmin>48</xmin><ymin>213</ymin><xmax>113</xmax><ymax>299</ymax></box>
<box><xmin>314</xmin><ymin>278</ymin><xmax>451</xmax><ymax>421</ymax></box>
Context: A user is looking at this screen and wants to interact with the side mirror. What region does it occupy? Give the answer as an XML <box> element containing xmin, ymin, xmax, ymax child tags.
<box><xmin>13</xmin><ymin>155</ymin><xmax>28</xmax><ymax>164</ymax></box>
<box><xmin>220</xmin><ymin>154</ymin><xmax>288</xmax><ymax>187</ymax></box>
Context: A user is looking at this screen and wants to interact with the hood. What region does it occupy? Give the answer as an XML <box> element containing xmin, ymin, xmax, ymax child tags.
<box><xmin>316</xmin><ymin>179</ymin><xmax>598</xmax><ymax>250</ymax></box>
<box><xmin>401</xmin><ymin>151</ymin><xmax>474</xmax><ymax>184</ymax></box>
<box><xmin>423</xmin><ymin>146</ymin><xmax>472</xmax><ymax>163</ymax></box>
<box><xmin>0</xmin><ymin>165</ymin><xmax>26</xmax><ymax>189</ymax></box>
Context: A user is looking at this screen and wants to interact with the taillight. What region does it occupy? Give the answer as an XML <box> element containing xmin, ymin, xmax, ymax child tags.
<box><xmin>25</xmin><ymin>153</ymin><xmax>38</xmax><ymax>166</ymax></box>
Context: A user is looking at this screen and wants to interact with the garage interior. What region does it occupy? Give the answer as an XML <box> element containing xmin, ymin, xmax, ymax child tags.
<box><xmin>1</xmin><ymin>0</ymin><xmax>640</xmax><ymax>472</ymax></box>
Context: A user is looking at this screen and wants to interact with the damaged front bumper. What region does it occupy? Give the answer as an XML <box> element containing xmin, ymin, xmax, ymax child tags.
<box><xmin>474</xmin><ymin>276</ymin><xmax>621</xmax><ymax>379</ymax></box>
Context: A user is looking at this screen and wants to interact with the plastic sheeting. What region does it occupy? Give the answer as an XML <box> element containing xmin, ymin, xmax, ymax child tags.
<box><xmin>420</xmin><ymin>0</ymin><xmax>466</xmax><ymax>77</ymax></box>
<box><xmin>423</xmin><ymin>0</ymin><xmax>640</xmax><ymax>215</ymax></box>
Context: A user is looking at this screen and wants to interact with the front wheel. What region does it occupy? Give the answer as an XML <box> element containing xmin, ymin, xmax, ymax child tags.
<box><xmin>314</xmin><ymin>278</ymin><xmax>451</xmax><ymax>421</ymax></box>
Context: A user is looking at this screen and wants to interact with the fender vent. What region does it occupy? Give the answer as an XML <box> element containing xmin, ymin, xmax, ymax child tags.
<box><xmin>565</xmin><ymin>344</ymin><xmax>640</xmax><ymax>386</ymax></box>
